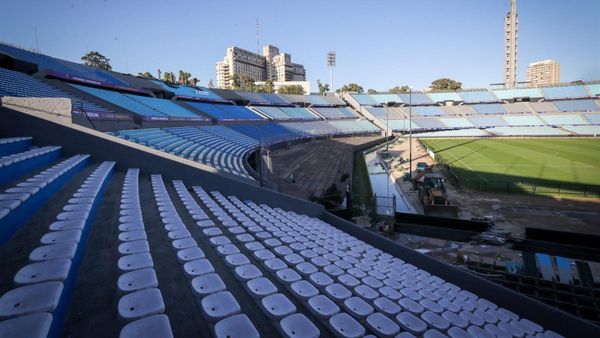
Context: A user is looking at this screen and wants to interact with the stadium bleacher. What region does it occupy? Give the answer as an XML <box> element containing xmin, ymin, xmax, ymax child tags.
<box><xmin>468</xmin><ymin>116</ymin><xmax>508</xmax><ymax>128</ymax></box>
<box><xmin>413</xmin><ymin>106</ymin><xmax>446</xmax><ymax>117</ymax></box>
<box><xmin>439</xmin><ymin>117</ymin><xmax>475</xmax><ymax>129</ymax></box>
<box><xmin>542</xmin><ymin>85</ymin><xmax>589</xmax><ymax>99</ymax></box>
<box><xmin>458</xmin><ymin>91</ymin><xmax>499</xmax><ymax>103</ymax></box>
<box><xmin>428</xmin><ymin>92</ymin><xmax>462</xmax><ymax>103</ymax></box>
<box><xmin>471</xmin><ymin>103</ymin><xmax>508</xmax><ymax>115</ymax></box>
<box><xmin>71</xmin><ymin>84</ymin><xmax>204</xmax><ymax>120</ymax></box>
<box><xmin>492</xmin><ymin>88</ymin><xmax>544</xmax><ymax>100</ymax></box>
<box><xmin>502</xmin><ymin>115</ymin><xmax>544</xmax><ymax>126</ymax></box>
<box><xmin>115</xmin><ymin>126</ymin><xmax>258</xmax><ymax>179</ymax></box>
<box><xmin>313</xmin><ymin>107</ymin><xmax>358</xmax><ymax>119</ymax></box>
<box><xmin>540</xmin><ymin>114</ymin><xmax>588</xmax><ymax>125</ymax></box>
<box><xmin>552</xmin><ymin>99</ymin><xmax>599</xmax><ymax>112</ymax></box>
<box><xmin>0</xmin><ymin>68</ymin><xmax>115</xmax><ymax>117</ymax></box>
<box><xmin>183</xmin><ymin>101</ymin><xmax>263</xmax><ymax>121</ymax></box>
<box><xmin>153</xmin><ymin>81</ymin><xmax>225</xmax><ymax>102</ymax></box>
<box><xmin>0</xmin><ymin>43</ymin><xmax>128</xmax><ymax>87</ymax></box>
<box><xmin>486</xmin><ymin>126</ymin><xmax>568</xmax><ymax>136</ymax></box>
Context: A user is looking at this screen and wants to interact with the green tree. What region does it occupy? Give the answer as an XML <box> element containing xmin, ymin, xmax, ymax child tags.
<box><xmin>389</xmin><ymin>86</ymin><xmax>410</xmax><ymax>94</ymax></box>
<box><xmin>137</xmin><ymin>71</ymin><xmax>154</xmax><ymax>79</ymax></box>
<box><xmin>189</xmin><ymin>77</ymin><xmax>198</xmax><ymax>87</ymax></box>
<box><xmin>317</xmin><ymin>80</ymin><xmax>330</xmax><ymax>95</ymax></box>
<box><xmin>81</xmin><ymin>51</ymin><xmax>112</xmax><ymax>70</ymax></box>
<box><xmin>430</xmin><ymin>78</ymin><xmax>462</xmax><ymax>91</ymax></box>
<box><xmin>255</xmin><ymin>80</ymin><xmax>275</xmax><ymax>93</ymax></box>
<box><xmin>367</xmin><ymin>89</ymin><xmax>378</xmax><ymax>94</ymax></box>
<box><xmin>336</xmin><ymin>83</ymin><xmax>363</xmax><ymax>94</ymax></box>
<box><xmin>163</xmin><ymin>71</ymin><xmax>176</xmax><ymax>83</ymax></box>
<box><xmin>278</xmin><ymin>85</ymin><xmax>305</xmax><ymax>95</ymax></box>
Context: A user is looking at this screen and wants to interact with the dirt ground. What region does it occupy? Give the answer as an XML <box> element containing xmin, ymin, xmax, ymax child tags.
<box><xmin>387</xmin><ymin>136</ymin><xmax>600</xmax><ymax>237</ymax></box>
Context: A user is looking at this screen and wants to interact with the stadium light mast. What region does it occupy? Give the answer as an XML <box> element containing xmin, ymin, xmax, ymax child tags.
<box><xmin>408</xmin><ymin>87</ymin><xmax>413</xmax><ymax>180</ymax></box>
<box><xmin>327</xmin><ymin>51</ymin><xmax>336</xmax><ymax>93</ymax></box>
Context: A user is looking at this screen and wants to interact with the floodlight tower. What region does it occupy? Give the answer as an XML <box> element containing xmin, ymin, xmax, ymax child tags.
<box><xmin>327</xmin><ymin>51</ymin><xmax>336</xmax><ymax>92</ymax></box>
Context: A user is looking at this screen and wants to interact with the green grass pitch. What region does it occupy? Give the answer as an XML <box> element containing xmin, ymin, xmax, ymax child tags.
<box><xmin>420</xmin><ymin>138</ymin><xmax>600</xmax><ymax>196</ymax></box>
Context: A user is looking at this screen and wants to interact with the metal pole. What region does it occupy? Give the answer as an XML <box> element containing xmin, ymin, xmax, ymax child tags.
<box><xmin>329</xmin><ymin>66</ymin><xmax>333</xmax><ymax>93</ymax></box>
<box><xmin>385</xmin><ymin>103</ymin><xmax>389</xmax><ymax>152</ymax></box>
<box><xmin>409</xmin><ymin>88</ymin><xmax>412</xmax><ymax>180</ymax></box>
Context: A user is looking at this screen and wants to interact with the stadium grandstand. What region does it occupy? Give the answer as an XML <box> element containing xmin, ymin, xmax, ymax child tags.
<box><xmin>0</xmin><ymin>36</ymin><xmax>599</xmax><ymax>338</ymax></box>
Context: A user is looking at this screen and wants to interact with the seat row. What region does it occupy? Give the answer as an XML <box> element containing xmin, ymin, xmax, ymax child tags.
<box><xmin>233</xmin><ymin>198</ymin><xmax>564</xmax><ymax>338</ymax></box>
<box><xmin>0</xmin><ymin>137</ymin><xmax>32</xmax><ymax>157</ymax></box>
<box><xmin>180</xmin><ymin>182</ymin><xmax>319</xmax><ymax>338</ymax></box>
<box><xmin>0</xmin><ymin>146</ymin><xmax>62</xmax><ymax>185</ymax></box>
<box><xmin>0</xmin><ymin>155</ymin><xmax>90</xmax><ymax>244</ymax></box>
<box><xmin>0</xmin><ymin>161</ymin><xmax>114</xmax><ymax>338</ymax></box>
<box><xmin>151</xmin><ymin>175</ymin><xmax>259</xmax><ymax>337</ymax></box>
<box><xmin>117</xmin><ymin>169</ymin><xmax>174</xmax><ymax>338</ymax></box>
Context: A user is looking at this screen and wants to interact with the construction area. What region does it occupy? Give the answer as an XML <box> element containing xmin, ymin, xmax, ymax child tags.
<box><xmin>266</xmin><ymin>136</ymin><xmax>382</xmax><ymax>206</ymax></box>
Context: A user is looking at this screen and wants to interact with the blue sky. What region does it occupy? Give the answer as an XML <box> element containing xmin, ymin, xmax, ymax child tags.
<box><xmin>1</xmin><ymin>0</ymin><xmax>599</xmax><ymax>92</ymax></box>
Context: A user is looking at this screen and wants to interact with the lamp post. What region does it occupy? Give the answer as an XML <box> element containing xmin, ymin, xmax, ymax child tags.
<box><xmin>408</xmin><ymin>87</ymin><xmax>413</xmax><ymax>180</ymax></box>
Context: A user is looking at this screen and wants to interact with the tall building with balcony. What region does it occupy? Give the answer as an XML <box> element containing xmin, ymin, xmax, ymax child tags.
<box><xmin>216</xmin><ymin>45</ymin><xmax>305</xmax><ymax>89</ymax></box>
<box><xmin>526</xmin><ymin>59</ymin><xmax>560</xmax><ymax>87</ymax></box>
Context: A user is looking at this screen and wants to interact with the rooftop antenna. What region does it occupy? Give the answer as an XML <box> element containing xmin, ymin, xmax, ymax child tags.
<box><xmin>256</xmin><ymin>17</ymin><xmax>260</xmax><ymax>54</ymax></box>
<box><xmin>327</xmin><ymin>51</ymin><xmax>336</xmax><ymax>93</ymax></box>
<box><xmin>34</xmin><ymin>26</ymin><xmax>39</xmax><ymax>53</ymax></box>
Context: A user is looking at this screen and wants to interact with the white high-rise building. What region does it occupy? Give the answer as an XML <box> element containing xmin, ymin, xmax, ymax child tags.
<box><xmin>526</xmin><ymin>59</ymin><xmax>560</xmax><ymax>87</ymax></box>
<box><xmin>216</xmin><ymin>45</ymin><xmax>306</xmax><ymax>89</ymax></box>
<box><xmin>504</xmin><ymin>0</ymin><xmax>518</xmax><ymax>89</ymax></box>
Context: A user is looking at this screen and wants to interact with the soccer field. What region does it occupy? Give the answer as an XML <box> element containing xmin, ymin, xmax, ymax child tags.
<box><xmin>421</xmin><ymin>138</ymin><xmax>600</xmax><ymax>196</ymax></box>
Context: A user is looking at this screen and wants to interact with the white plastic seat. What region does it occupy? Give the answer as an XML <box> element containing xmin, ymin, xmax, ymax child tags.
<box><xmin>396</xmin><ymin>311</ymin><xmax>428</xmax><ymax>335</ymax></box>
<box><xmin>233</xmin><ymin>264</ymin><xmax>262</xmax><ymax>281</ymax></box>
<box><xmin>14</xmin><ymin>259</ymin><xmax>71</xmax><ymax>285</ymax></box>
<box><xmin>0</xmin><ymin>282</ymin><xmax>63</xmax><ymax>317</ymax></box>
<box><xmin>324</xmin><ymin>283</ymin><xmax>352</xmax><ymax>303</ymax></box>
<box><xmin>323</xmin><ymin>264</ymin><xmax>344</xmax><ymax>277</ymax></box>
<box><xmin>459</xmin><ymin>310</ymin><xmax>485</xmax><ymax>327</ymax></box>
<box><xmin>447</xmin><ymin>326</ymin><xmax>472</xmax><ymax>338</ymax></box>
<box><xmin>216</xmin><ymin>244</ymin><xmax>240</xmax><ymax>256</ymax></box>
<box><xmin>201</xmin><ymin>291</ymin><xmax>241</xmax><ymax>322</ymax></box>
<box><xmin>118</xmin><ymin>268</ymin><xmax>158</xmax><ymax>294</ymax></box>
<box><xmin>343</xmin><ymin>296</ymin><xmax>373</xmax><ymax>319</ymax></box>
<box><xmin>295</xmin><ymin>262</ymin><xmax>318</xmax><ymax>277</ymax></box>
<box><xmin>120</xmin><ymin>314</ymin><xmax>173</xmax><ymax>338</ymax></box>
<box><xmin>119</xmin><ymin>222</ymin><xmax>145</xmax><ymax>232</ymax></box>
<box><xmin>309</xmin><ymin>272</ymin><xmax>334</xmax><ymax>289</ymax></box>
<box><xmin>354</xmin><ymin>285</ymin><xmax>379</xmax><ymax>301</ymax></box>
<box><xmin>379</xmin><ymin>286</ymin><xmax>401</xmax><ymax>301</ymax></box>
<box><xmin>119</xmin><ymin>240</ymin><xmax>150</xmax><ymax>255</ymax></box>
<box><xmin>49</xmin><ymin>219</ymin><xmax>86</xmax><ymax>231</ymax></box>
<box><xmin>442</xmin><ymin>310</ymin><xmax>469</xmax><ymax>329</ymax></box>
<box><xmin>0</xmin><ymin>313</ymin><xmax>52</xmax><ymax>338</ymax></box>
<box><xmin>202</xmin><ymin>227</ymin><xmax>223</xmax><ymax>237</ymax></box>
<box><xmin>119</xmin><ymin>230</ymin><xmax>147</xmax><ymax>242</ymax></box>
<box><xmin>254</xmin><ymin>249</ymin><xmax>276</xmax><ymax>261</ymax></box>
<box><xmin>209</xmin><ymin>236</ymin><xmax>231</xmax><ymax>247</ymax></box>
<box><xmin>244</xmin><ymin>241</ymin><xmax>265</xmax><ymax>252</ymax></box>
<box><xmin>29</xmin><ymin>243</ymin><xmax>76</xmax><ymax>262</ymax></box>
<box><xmin>191</xmin><ymin>273</ymin><xmax>226</xmax><ymax>297</ymax></box>
<box><xmin>167</xmin><ymin>229</ymin><xmax>191</xmax><ymax>240</ymax></box>
<box><xmin>289</xmin><ymin>280</ymin><xmax>319</xmax><ymax>301</ymax></box>
<box><xmin>197</xmin><ymin>220</ymin><xmax>215</xmax><ymax>228</ymax></box>
<box><xmin>264</xmin><ymin>258</ymin><xmax>288</xmax><ymax>272</ymax></box>
<box><xmin>40</xmin><ymin>229</ymin><xmax>82</xmax><ymax>245</ymax></box>
<box><xmin>176</xmin><ymin>247</ymin><xmax>205</xmax><ymax>263</ymax></box>
<box><xmin>467</xmin><ymin>326</ymin><xmax>494</xmax><ymax>338</ymax></box>
<box><xmin>118</xmin><ymin>253</ymin><xmax>154</xmax><ymax>272</ymax></box>
<box><xmin>183</xmin><ymin>259</ymin><xmax>214</xmax><ymax>279</ymax></box>
<box><xmin>171</xmin><ymin>238</ymin><xmax>196</xmax><ymax>251</ymax></box>
<box><xmin>372</xmin><ymin>297</ymin><xmax>401</xmax><ymax>316</ymax></box>
<box><xmin>279</xmin><ymin>313</ymin><xmax>320</xmax><ymax>338</ymax></box>
<box><xmin>421</xmin><ymin>311</ymin><xmax>450</xmax><ymax>332</ymax></box>
<box><xmin>118</xmin><ymin>288</ymin><xmax>165</xmax><ymax>322</ymax></box>
<box><xmin>329</xmin><ymin>312</ymin><xmax>366</xmax><ymax>338</ymax></box>
<box><xmin>246</xmin><ymin>277</ymin><xmax>278</xmax><ymax>298</ymax></box>
<box><xmin>420</xmin><ymin>299</ymin><xmax>444</xmax><ymax>314</ymax></box>
<box><xmin>260</xmin><ymin>293</ymin><xmax>296</xmax><ymax>320</ymax></box>
<box><xmin>484</xmin><ymin>324</ymin><xmax>511</xmax><ymax>338</ymax></box>
<box><xmin>337</xmin><ymin>274</ymin><xmax>360</xmax><ymax>288</ymax></box>
<box><xmin>276</xmin><ymin>268</ymin><xmax>302</xmax><ymax>284</ymax></box>
<box><xmin>366</xmin><ymin>312</ymin><xmax>400</xmax><ymax>338</ymax></box>
<box><xmin>497</xmin><ymin>321</ymin><xmax>525</xmax><ymax>337</ymax></box>
<box><xmin>214</xmin><ymin>314</ymin><xmax>259</xmax><ymax>338</ymax></box>
<box><xmin>225</xmin><ymin>253</ymin><xmax>250</xmax><ymax>267</ymax></box>
<box><xmin>307</xmin><ymin>294</ymin><xmax>340</xmax><ymax>319</ymax></box>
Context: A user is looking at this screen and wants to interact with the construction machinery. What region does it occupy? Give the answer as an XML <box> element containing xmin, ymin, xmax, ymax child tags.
<box><xmin>413</xmin><ymin>167</ymin><xmax>458</xmax><ymax>218</ymax></box>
